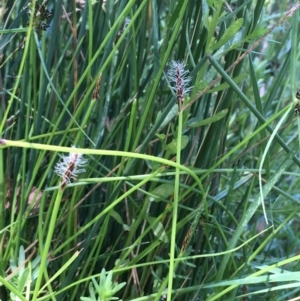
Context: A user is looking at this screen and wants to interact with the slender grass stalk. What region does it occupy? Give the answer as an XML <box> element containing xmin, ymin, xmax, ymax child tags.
<box><xmin>259</xmin><ymin>107</ymin><xmax>293</xmax><ymax>223</ymax></box>
<box><xmin>32</xmin><ymin>188</ymin><xmax>64</xmax><ymax>301</ymax></box>
<box><xmin>0</xmin><ymin>141</ymin><xmax>203</xmax><ymax>192</ymax></box>
<box><xmin>0</xmin><ymin>148</ymin><xmax>5</xmax><ymax>269</ymax></box>
<box><xmin>166</xmin><ymin>106</ymin><xmax>182</xmax><ymax>301</ymax></box>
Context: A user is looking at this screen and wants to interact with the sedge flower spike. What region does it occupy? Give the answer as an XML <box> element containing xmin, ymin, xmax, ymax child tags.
<box><xmin>54</xmin><ymin>146</ymin><xmax>87</xmax><ymax>187</ymax></box>
<box><xmin>167</xmin><ymin>61</ymin><xmax>193</xmax><ymax>103</ymax></box>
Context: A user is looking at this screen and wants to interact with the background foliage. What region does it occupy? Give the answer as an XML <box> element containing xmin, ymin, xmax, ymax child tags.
<box><xmin>1</xmin><ymin>0</ymin><xmax>300</xmax><ymax>300</ymax></box>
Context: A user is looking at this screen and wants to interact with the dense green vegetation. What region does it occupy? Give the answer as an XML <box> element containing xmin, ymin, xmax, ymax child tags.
<box><xmin>1</xmin><ymin>0</ymin><xmax>300</xmax><ymax>300</ymax></box>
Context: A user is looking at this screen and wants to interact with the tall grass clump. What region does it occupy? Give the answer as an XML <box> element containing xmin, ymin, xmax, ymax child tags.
<box><xmin>1</xmin><ymin>0</ymin><xmax>300</xmax><ymax>300</ymax></box>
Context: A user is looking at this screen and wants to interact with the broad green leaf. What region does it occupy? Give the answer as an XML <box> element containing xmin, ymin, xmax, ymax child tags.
<box><xmin>209</xmin><ymin>18</ymin><xmax>244</xmax><ymax>51</ymax></box>
<box><xmin>186</xmin><ymin>109</ymin><xmax>228</xmax><ymax>127</ymax></box>
<box><xmin>123</xmin><ymin>224</ymin><xmax>131</xmax><ymax>231</ymax></box>
<box><xmin>208</xmin><ymin>74</ymin><xmax>246</xmax><ymax>93</ymax></box>
<box><xmin>150</xmin><ymin>184</ymin><xmax>174</xmax><ymax>201</ymax></box>
<box><xmin>156</xmin><ymin>133</ymin><xmax>166</xmax><ymax>140</ymax></box>
<box><xmin>163</xmin><ymin>135</ymin><xmax>189</xmax><ymax>154</ymax></box>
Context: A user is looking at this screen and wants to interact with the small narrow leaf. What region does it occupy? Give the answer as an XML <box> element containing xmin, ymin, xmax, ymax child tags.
<box><xmin>158</xmin><ymin>104</ymin><xmax>178</xmax><ymax>129</ymax></box>
<box><xmin>110</xmin><ymin>209</ymin><xmax>124</xmax><ymax>225</ymax></box>
<box><xmin>210</xmin><ymin>18</ymin><xmax>244</xmax><ymax>51</ymax></box>
<box><xmin>241</xmin><ymin>26</ymin><xmax>269</xmax><ymax>44</ymax></box>
<box><xmin>208</xmin><ymin>74</ymin><xmax>246</xmax><ymax>93</ymax></box>
<box><xmin>146</xmin><ymin>216</ymin><xmax>169</xmax><ymax>243</ymax></box>
<box><xmin>18</xmin><ymin>268</ymin><xmax>29</xmax><ymax>293</ymax></box>
<box><xmin>186</xmin><ymin>109</ymin><xmax>228</xmax><ymax>127</ymax></box>
<box><xmin>145</xmin><ymin>159</ymin><xmax>161</xmax><ymax>171</ymax></box>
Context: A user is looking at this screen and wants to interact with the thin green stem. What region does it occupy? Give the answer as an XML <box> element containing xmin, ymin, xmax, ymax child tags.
<box><xmin>32</xmin><ymin>187</ymin><xmax>64</xmax><ymax>301</ymax></box>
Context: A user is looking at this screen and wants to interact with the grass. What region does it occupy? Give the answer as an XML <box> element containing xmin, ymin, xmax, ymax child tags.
<box><xmin>1</xmin><ymin>0</ymin><xmax>300</xmax><ymax>300</ymax></box>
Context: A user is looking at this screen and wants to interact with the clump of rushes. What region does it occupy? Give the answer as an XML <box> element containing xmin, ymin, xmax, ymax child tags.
<box><xmin>54</xmin><ymin>146</ymin><xmax>87</xmax><ymax>188</ymax></box>
<box><xmin>167</xmin><ymin>61</ymin><xmax>193</xmax><ymax>103</ymax></box>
